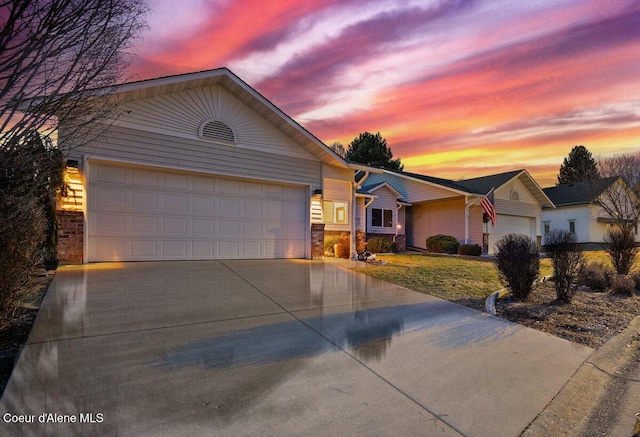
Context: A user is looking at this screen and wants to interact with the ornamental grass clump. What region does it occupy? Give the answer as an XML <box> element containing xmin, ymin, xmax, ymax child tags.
<box><xmin>494</xmin><ymin>234</ymin><xmax>540</xmax><ymax>300</ymax></box>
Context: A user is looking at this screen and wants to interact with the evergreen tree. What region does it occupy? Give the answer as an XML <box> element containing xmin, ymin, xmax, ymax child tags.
<box><xmin>557</xmin><ymin>145</ymin><xmax>599</xmax><ymax>185</ymax></box>
<box><xmin>345</xmin><ymin>132</ymin><xmax>403</xmax><ymax>170</ymax></box>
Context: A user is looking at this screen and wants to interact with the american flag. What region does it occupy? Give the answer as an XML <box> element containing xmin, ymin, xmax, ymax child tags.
<box><xmin>481</xmin><ymin>188</ymin><xmax>497</xmax><ymax>227</ymax></box>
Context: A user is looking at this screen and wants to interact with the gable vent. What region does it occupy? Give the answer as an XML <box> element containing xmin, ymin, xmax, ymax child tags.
<box><xmin>200</xmin><ymin>120</ymin><xmax>235</xmax><ymax>143</ymax></box>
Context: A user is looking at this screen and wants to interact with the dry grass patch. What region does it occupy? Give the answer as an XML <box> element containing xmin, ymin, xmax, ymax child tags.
<box><xmin>353</xmin><ymin>253</ymin><xmax>504</xmax><ymax>311</ymax></box>
<box><xmin>351</xmin><ymin>251</ymin><xmax>638</xmax><ymax>349</ymax></box>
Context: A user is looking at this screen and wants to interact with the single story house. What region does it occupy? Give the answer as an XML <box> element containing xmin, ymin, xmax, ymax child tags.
<box><xmin>356</xmin><ymin>169</ymin><xmax>554</xmax><ymax>254</ymax></box>
<box><xmin>53</xmin><ymin>68</ymin><xmax>379</xmax><ymax>263</ymax></box>
<box><xmin>542</xmin><ymin>177</ymin><xmax>640</xmax><ymax>245</ymax></box>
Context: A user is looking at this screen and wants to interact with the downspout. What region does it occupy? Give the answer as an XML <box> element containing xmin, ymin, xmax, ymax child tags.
<box><xmin>465</xmin><ymin>196</ymin><xmax>470</xmax><ymax>244</ymax></box>
<box><xmin>393</xmin><ymin>203</ymin><xmax>402</xmax><ymax>243</ymax></box>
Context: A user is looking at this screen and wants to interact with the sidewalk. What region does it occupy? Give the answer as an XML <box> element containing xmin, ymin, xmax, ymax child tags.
<box><xmin>523</xmin><ymin>316</ymin><xmax>640</xmax><ymax>436</ymax></box>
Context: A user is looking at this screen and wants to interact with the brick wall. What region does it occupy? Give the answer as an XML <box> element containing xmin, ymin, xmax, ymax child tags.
<box><xmin>311</xmin><ymin>223</ymin><xmax>325</xmax><ymax>259</ymax></box>
<box><xmin>57</xmin><ymin>210</ymin><xmax>84</xmax><ymax>264</ymax></box>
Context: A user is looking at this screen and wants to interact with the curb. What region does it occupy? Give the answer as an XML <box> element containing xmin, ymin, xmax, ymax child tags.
<box><xmin>484</xmin><ymin>276</ymin><xmax>552</xmax><ymax>315</ymax></box>
<box><xmin>485</xmin><ymin>288</ymin><xmax>509</xmax><ymax>315</ymax></box>
<box><xmin>521</xmin><ymin>315</ymin><xmax>640</xmax><ymax>436</ymax></box>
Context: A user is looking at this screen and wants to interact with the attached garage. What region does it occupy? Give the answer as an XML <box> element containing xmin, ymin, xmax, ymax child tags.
<box><xmin>51</xmin><ymin>68</ymin><xmax>363</xmax><ymax>263</ymax></box>
<box><xmin>87</xmin><ymin>161</ymin><xmax>308</xmax><ymax>262</ymax></box>
<box><xmin>488</xmin><ymin>214</ymin><xmax>537</xmax><ymax>253</ymax></box>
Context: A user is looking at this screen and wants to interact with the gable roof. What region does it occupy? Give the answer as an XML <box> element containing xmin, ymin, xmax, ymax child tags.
<box><xmin>35</xmin><ymin>67</ymin><xmax>356</xmax><ymax>169</ymax></box>
<box><xmin>455</xmin><ymin>170</ymin><xmax>524</xmax><ymax>194</ymax></box>
<box><xmin>359</xmin><ymin>181</ymin><xmax>404</xmax><ymax>199</ymax></box>
<box><xmin>382</xmin><ymin>168</ymin><xmax>554</xmax><ymax>207</ymax></box>
<box><xmin>543</xmin><ymin>177</ymin><xmax>620</xmax><ymax>207</ymax></box>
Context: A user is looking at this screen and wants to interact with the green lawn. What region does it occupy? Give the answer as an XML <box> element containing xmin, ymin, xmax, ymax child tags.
<box><xmin>351</xmin><ymin>251</ymin><xmax>614</xmax><ymax>311</ymax></box>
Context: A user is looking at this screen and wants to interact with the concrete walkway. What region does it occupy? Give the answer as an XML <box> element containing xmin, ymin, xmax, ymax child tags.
<box><xmin>0</xmin><ymin>260</ymin><xmax>592</xmax><ymax>436</ymax></box>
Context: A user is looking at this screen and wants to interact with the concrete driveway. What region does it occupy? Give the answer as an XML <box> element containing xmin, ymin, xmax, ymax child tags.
<box><xmin>0</xmin><ymin>260</ymin><xmax>592</xmax><ymax>436</ymax></box>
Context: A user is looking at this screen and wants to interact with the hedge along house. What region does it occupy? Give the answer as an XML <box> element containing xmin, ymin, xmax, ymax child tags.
<box><xmin>541</xmin><ymin>177</ymin><xmax>640</xmax><ymax>246</ymax></box>
<box><xmin>48</xmin><ymin>68</ymin><xmax>379</xmax><ymax>263</ymax></box>
<box><xmin>358</xmin><ymin>169</ymin><xmax>554</xmax><ymax>254</ymax></box>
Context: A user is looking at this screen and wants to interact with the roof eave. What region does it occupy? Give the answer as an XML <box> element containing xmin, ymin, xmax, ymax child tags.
<box><xmin>381</xmin><ymin>169</ymin><xmax>473</xmax><ymax>197</ymax></box>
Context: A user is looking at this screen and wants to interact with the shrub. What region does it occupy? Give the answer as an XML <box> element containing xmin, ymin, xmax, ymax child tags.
<box><xmin>632</xmin><ymin>272</ymin><xmax>640</xmax><ymax>291</ymax></box>
<box><xmin>426</xmin><ymin>234</ymin><xmax>460</xmax><ymax>254</ymax></box>
<box><xmin>610</xmin><ymin>274</ymin><xmax>636</xmax><ymax>296</ymax></box>
<box><xmin>604</xmin><ymin>227</ymin><xmax>638</xmax><ymax>275</ymax></box>
<box><xmin>494</xmin><ymin>234</ymin><xmax>540</xmax><ymax>300</ymax></box>
<box><xmin>577</xmin><ymin>262</ymin><xmax>615</xmax><ymax>291</ymax></box>
<box><xmin>324</xmin><ymin>236</ymin><xmax>341</xmax><ymax>256</ymax></box>
<box><xmin>458</xmin><ymin>244</ymin><xmax>482</xmax><ymax>256</ymax></box>
<box><xmin>335</xmin><ymin>235</ymin><xmax>351</xmax><ymax>259</ymax></box>
<box><xmin>0</xmin><ymin>194</ymin><xmax>47</xmax><ymax>328</ymax></box>
<box><xmin>366</xmin><ymin>237</ymin><xmax>396</xmax><ymax>254</ymax></box>
<box><xmin>544</xmin><ymin>229</ymin><xmax>582</xmax><ymax>303</ymax></box>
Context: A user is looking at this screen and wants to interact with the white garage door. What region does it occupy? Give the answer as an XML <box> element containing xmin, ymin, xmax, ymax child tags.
<box><xmin>87</xmin><ymin>162</ymin><xmax>308</xmax><ymax>261</ymax></box>
<box><xmin>488</xmin><ymin>214</ymin><xmax>535</xmax><ymax>254</ymax></box>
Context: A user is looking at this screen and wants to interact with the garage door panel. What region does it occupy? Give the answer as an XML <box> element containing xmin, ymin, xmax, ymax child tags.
<box><xmin>219</xmin><ymin>179</ymin><xmax>240</xmax><ymax>194</ymax></box>
<box><xmin>96</xmin><ymin>165</ymin><xmax>125</xmax><ymax>184</ymax></box>
<box><xmin>219</xmin><ymin>241</ymin><xmax>239</xmax><ymax>257</ymax></box>
<box><xmin>192</xmin><ymin>196</ymin><xmax>215</xmax><ymax>214</ymax></box>
<box><xmin>131</xmin><ymin>191</ymin><xmax>158</xmax><ymax>211</ymax></box>
<box><xmin>131</xmin><ymin>240</ymin><xmax>157</xmax><ymax>258</ymax></box>
<box><xmin>90</xmin><ymin>238</ymin><xmax>125</xmax><ymax>260</ymax></box>
<box><xmin>162</xmin><ymin>194</ymin><xmax>188</xmax><ymax>213</ymax></box>
<box><xmin>192</xmin><ymin>219</ymin><xmax>214</xmax><ymax>235</ymax></box>
<box><xmin>192</xmin><ymin>241</ymin><xmax>214</xmax><ymax>257</ymax></box>
<box><xmin>219</xmin><ymin>220</ymin><xmax>239</xmax><ymax>236</ymax></box>
<box><xmin>162</xmin><ymin>217</ymin><xmax>188</xmax><ymax>234</ymax></box>
<box><xmin>219</xmin><ymin>198</ymin><xmax>240</xmax><ymax>216</ymax></box>
<box><xmin>242</xmin><ymin>199</ymin><xmax>263</xmax><ymax>216</ymax></box>
<box><xmin>88</xmin><ymin>163</ymin><xmax>308</xmax><ymax>261</ymax></box>
<box><xmin>95</xmin><ymin>188</ymin><xmax>126</xmax><ymax>209</ymax></box>
<box><xmin>93</xmin><ymin>213</ymin><xmax>125</xmax><ymax>235</ymax></box>
<box><xmin>131</xmin><ymin>216</ymin><xmax>158</xmax><ymax>234</ymax></box>
<box><xmin>132</xmin><ymin>169</ymin><xmax>157</xmax><ymax>186</ymax></box>
<box><xmin>163</xmin><ymin>241</ymin><xmax>187</xmax><ymax>257</ymax></box>
<box><xmin>242</xmin><ymin>221</ymin><xmax>262</xmax><ymax>237</ymax></box>
<box><xmin>164</xmin><ymin>173</ymin><xmax>188</xmax><ymax>189</ymax></box>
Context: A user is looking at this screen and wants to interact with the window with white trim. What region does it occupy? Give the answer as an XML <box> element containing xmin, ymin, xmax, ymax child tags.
<box><xmin>568</xmin><ymin>220</ymin><xmax>576</xmax><ymax>234</ymax></box>
<box><xmin>372</xmin><ymin>208</ymin><xmax>393</xmax><ymax>228</ymax></box>
<box><xmin>543</xmin><ymin>222</ymin><xmax>550</xmax><ymax>235</ymax></box>
<box><xmin>323</xmin><ymin>201</ymin><xmax>348</xmax><ymax>224</ymax></box>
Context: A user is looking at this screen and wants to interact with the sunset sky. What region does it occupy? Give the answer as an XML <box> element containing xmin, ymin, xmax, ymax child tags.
<box><xmin>129</xmin><ymin>0</ymin><xmax>640</xmax><ymax>187</ymax></box>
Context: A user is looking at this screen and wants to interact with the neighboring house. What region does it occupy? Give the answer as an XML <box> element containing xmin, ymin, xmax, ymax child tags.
<box><xmin>542</xmin><ymin>177</ymin><xmax>640</xmax><ymax>245</ymax></box>
<box><xmin>357</xmin><ymin>169</ymin><xmax>554</xmax><ymax>254</ymax></box>
<box><xmin>52</xmin><ymin>68</ymin><xmax>377</xmax><ymax>263</ymax></box>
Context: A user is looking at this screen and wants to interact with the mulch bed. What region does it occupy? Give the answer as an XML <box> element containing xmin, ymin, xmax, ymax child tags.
<box><xmin>495</xmin><ymin>281</ymin><xmax>640</xmax><ymax>349</ymax></box>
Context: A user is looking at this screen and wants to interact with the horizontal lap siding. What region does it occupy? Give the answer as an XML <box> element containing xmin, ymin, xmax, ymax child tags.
<box><xmin>411</xmin><ymin>198</ymin><xmax>470</xmax><ymax>249</ymax></box>
<box><xmin>364</xmin><ymin>173</ymin><xmax>460</xmax><ymax>202</ymax></box>
<box><xmin>83</xmin><ymin>126</ymin><xmax>322</xmax><ymax>188</ymax></box>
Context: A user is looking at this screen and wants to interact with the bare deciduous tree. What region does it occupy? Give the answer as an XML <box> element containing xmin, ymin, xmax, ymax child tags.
<box><xmin>0</xmin><ymin>0</ymin><xmax>148</xmax><ymax>321</ymax></box>
<box><xmin>596</xmin><ymin>153</ymin><xmax>640</xmax><ymax>274</ymax></box>
<box><xmin>1</xmin><ymin>0</ymin><xmax>149</xmax><ymax>187</ymax></box>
